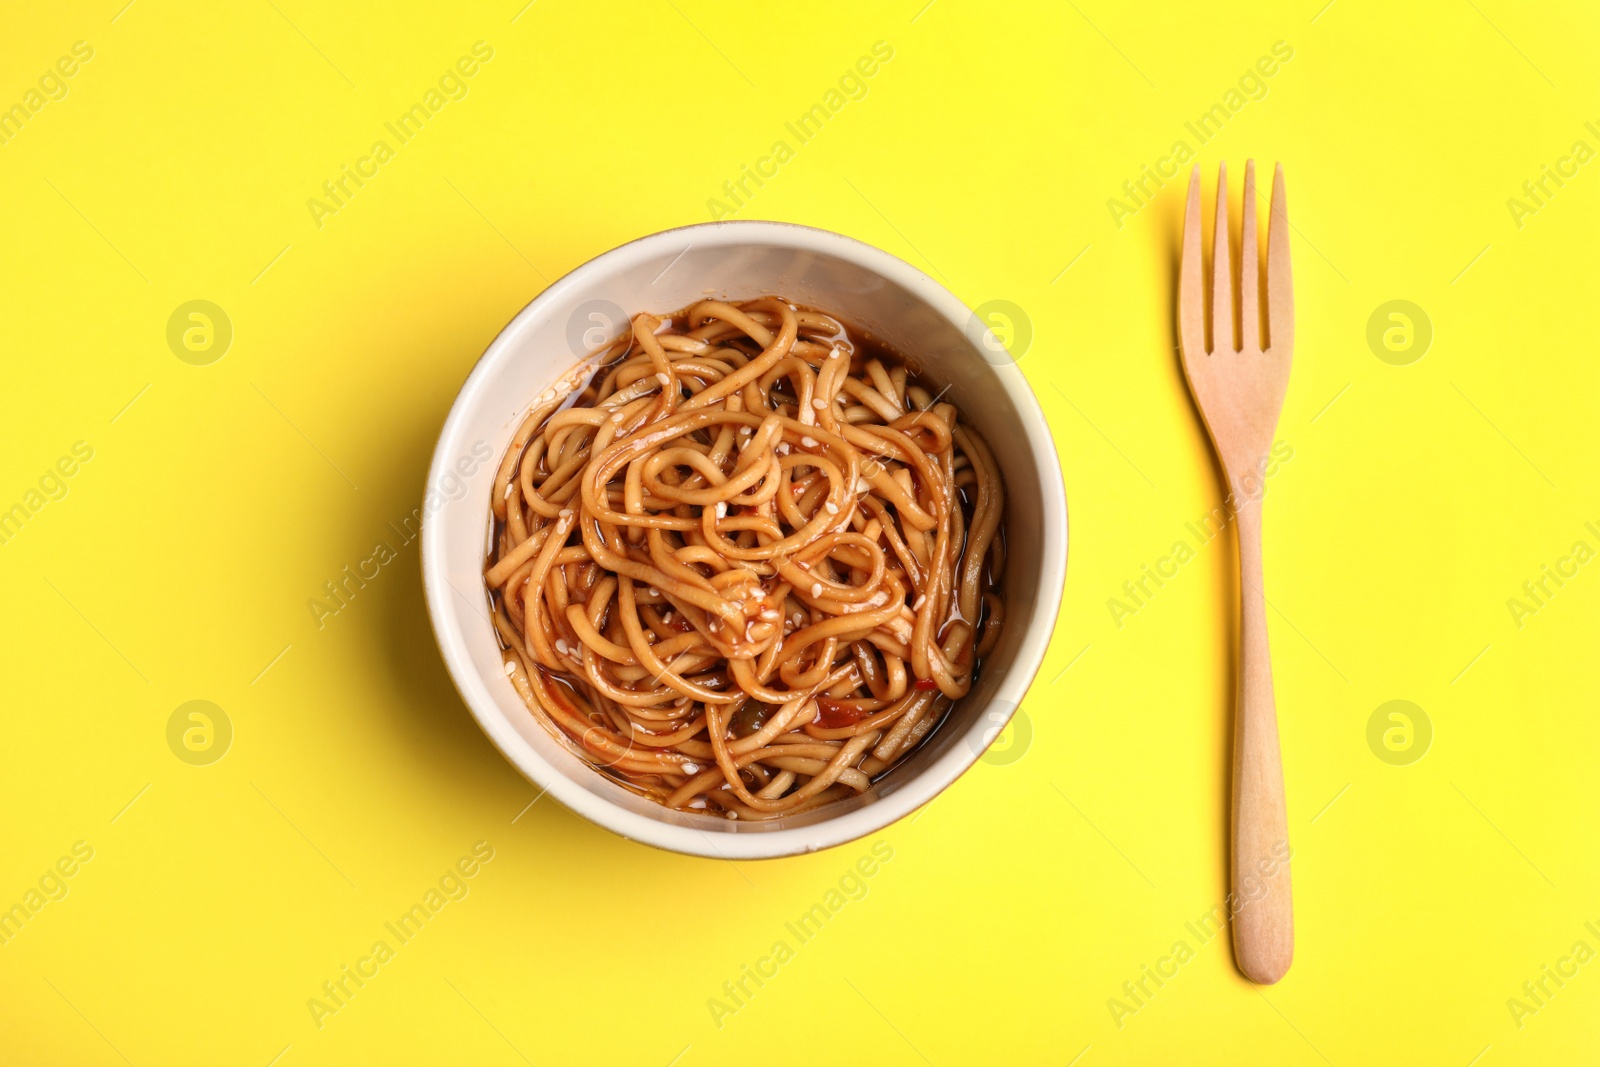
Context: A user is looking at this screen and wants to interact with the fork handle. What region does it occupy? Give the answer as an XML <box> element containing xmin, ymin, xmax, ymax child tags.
<box><xmin>1231</xmin><ymin>496</ymin><xmax>1293</xmax><ymax>984</ymax></box>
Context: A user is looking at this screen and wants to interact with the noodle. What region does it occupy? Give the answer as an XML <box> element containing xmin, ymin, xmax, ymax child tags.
<box><xmin>485</xmin><ymin>296</ymin><xmax>1005</xmax><ymax>820</ymax></box>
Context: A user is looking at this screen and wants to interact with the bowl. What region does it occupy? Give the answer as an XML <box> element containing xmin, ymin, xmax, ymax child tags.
<box><xmin>421</xmin><ymin>220</ymin><xmax>1067</xmax><ymax>859</ymax></box>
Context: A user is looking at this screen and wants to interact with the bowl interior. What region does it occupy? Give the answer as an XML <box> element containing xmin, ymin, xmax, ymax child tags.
<box><xmin>425</xmin><ymin>224</ymin><xmax>1062</xmax><ymax>853</ymax></box>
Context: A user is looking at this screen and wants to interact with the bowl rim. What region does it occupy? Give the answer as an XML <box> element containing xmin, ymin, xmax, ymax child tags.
<box><xmin>421</xmin><ymin>218</ymin><xmax>1068</xmax><ymax>859</ymax></box>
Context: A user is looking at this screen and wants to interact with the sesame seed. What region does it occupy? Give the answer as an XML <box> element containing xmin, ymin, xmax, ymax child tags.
<box><xmin>662</xmin><ymin>612</ymin><xmax>673</xmax><ymax>625</ymax></box>
<box><xmin>555</xmin><ymin>639</ymin><xmax>570</xmax><ymax>654</ymax></box>
<box><xmin>655</xmin><ymin>372</ymin><xmax>671</xmax><ymax>386</ymax></box>
<box><xmin>689</xmin><ymin>797</ymin><xmax>707</xmax><ymax>809</ymax></box>
<box><xmin>559</xmin><ymin>508</ymin><xmax>573</xmax><ymax>518</ymax></box>
<box><xmin>726</xmin><ymin>811</ymin><xmax>739</xmax><ymax>820</ymax></box>
<box><xmin>503</xmin><ymin>660</ymin><xmax>516</xmax><ymax>676</ymax></box>
<box><xmin>811</xmin><ymin>398</ymin><xmax>826</xmax><ymax>410</ymax></box>
<box><xmin>811</xmin><ymin>583</ymin><xmax>823</xmax><ymax>597</ymax></box>
<box><xmin>801</xmin><ymin>436</ymin><xmax>818</xmax><ymax>448</ymax></box>
<box><xmin>649</xmin><ymin>587</ymin><xmax>660</xmax><ymax>597</ymax></box>
<box><xmin>714</xmin><ymin>502</ymin><xmax>727</xmax><ymax>518</ymax></box>
<box><xmin>682</xmin><ymin>763</ymin><xmax>699</xmax><ymax>775</ymax></box>
<box><xmin>824</xmin><ymin>501</ymin><xmax>838</xmax><ymax>514</ymax></box>
<box><xmin>857</xmin><ymin>478</ymin><xmax>871</xmax><ymax>493</ymax></box>
<box><xmin>777</xmin><ymin>443</ymin><xmax>790</xmax><ymax>455</ymax></box>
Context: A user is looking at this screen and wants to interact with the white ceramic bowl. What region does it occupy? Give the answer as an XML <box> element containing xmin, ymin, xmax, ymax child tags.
<box><xmin>422</xmin><ymin>221</ymin><xmax>1066</xmax><ymax>859</ymax></box>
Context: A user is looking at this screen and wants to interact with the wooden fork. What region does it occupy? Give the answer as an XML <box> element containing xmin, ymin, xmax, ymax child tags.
<box><xmin>1178</xmin><ymin>161</ymin><xmax>1295</xmax><ymax>985</ymax></box>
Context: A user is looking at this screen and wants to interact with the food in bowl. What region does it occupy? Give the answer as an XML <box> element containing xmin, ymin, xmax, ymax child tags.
<box><xmin>484</xmin><ymin>295</ymin><xmax>1006</xmax><ymax>820</ymax></box>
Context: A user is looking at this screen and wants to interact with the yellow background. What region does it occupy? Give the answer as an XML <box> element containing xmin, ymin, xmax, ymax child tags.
<box><xmin>2</xmin><ymin>0</ymin><xmax>1597</xmax><ymax>1063</ymax></box>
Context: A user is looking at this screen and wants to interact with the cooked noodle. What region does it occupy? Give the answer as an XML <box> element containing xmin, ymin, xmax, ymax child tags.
<box><xmin>485</xmin><ymin>296</ymin><xmax>1005</xmax><ymax>820</ymax></box>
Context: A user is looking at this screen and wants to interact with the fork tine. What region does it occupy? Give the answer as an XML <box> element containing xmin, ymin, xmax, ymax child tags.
<box><xmin>1235</xmin><ymin>163</ymin><xmax>1260</xmax><ymax>351</ymax></box>
<box><xmin>1266</xmin><ymin>163</ymin><xmax>1294</xmax><ymax>356</ymax></box>
<box><xmin>1180</xmin><ymin>167</ymin><xmax>1205</xmax><ymax>357</ymax></box>
<box><xmin>1211</xmin><ymin>163</ymin><xmax>1235</xmax><ymax>354</ymax></box>
<box><xmin>1239</xmin><ymin>161</ymin><xmax>1260</xmax><ymax>352</ymax></box>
